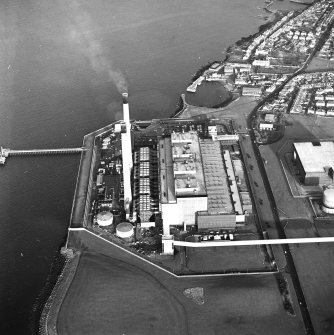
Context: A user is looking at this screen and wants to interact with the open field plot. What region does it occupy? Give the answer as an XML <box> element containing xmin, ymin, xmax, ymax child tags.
<box><xmin>282</xmin><ymin>219</ymin><xmax>318</xmax><ymax>239</ymax></box>
<box><xmin>60</xmin><ymin>230</ymin><xmax>305</xmax><ymax>335</ymax></box>
<box><xmin>180</xmin><ymin>96</ymin><xmax>258</xmax><ymax>130</ymax></box>
<box><xmin>290</xmin><ymin>244</ymin><xmax>334</xmax><ymax>335</ymax></box>
<box><xmin>316</xmin><ymin>221</ymin><xmax>334</xmax><ymax>237</ymax></box>
<box><xmin>284</xmin><ymin>114</ymin><xmax>334</xmax><ymax>141</ymax></box>
<box><xmin>306</xmin><ymin>57</ymin><xmax>334</xmax><ymax>72</ymax></box>
<box><xmin>184</xmin><ymin>245</ymin><xmax>268</xmax><ymax>273</ymax></box>
<box><xmin>57</xmin><ymin>252</ymin><xmax>186</xmax><ymax>335</ymax></box>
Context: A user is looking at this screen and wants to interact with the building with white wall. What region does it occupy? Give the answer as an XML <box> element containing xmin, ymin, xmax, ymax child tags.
<box><xmin>293</xmin><ymin>141</ymin><xmax>334</xmax><ymax>186</ymax></box>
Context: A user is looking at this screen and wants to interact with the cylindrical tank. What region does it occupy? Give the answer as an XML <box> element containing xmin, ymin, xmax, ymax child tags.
<box><xmin>116</xmin><ymin>222</ymin><xmax>134</xmax><ymax>239</ymax></box>
<box><xmin>97</xmin><ymin>211</ymin><xmax>113</xmax><ymax>226</ymax></box>
<box><xmin>323</xmin><ymin>188</ymin><xmax>334</xmax><ymax>209</ymax></box>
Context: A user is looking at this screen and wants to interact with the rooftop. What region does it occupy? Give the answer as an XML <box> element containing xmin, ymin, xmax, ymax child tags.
<box><xmin>294</xmin><ymin>141</ymin><xmax>334</xmax><ymax>173</ymax></box>
<box><xmin>172</xmin><ymin>132</ymin><xmax>206</xmax><ymax>197</ymax></box>
<box><xmin>199</xmin><ymin>139</ymin><xmax>233</xmax><ymax>214</ymax></box>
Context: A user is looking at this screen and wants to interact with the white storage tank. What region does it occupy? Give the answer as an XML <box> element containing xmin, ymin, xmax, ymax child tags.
<box><xmin>322</xmin><ymin>188</ymin><xmax>334</xmax><ymax>214</ymax></box>
<box><xmin>97</xmin><ymin>211</ymin><xmax>113</xmax><ymax>227</ymax></box>
<box><xmin>116</xmin><ymin>222</ymin><xmax>134</xmax><ymax>239</ymax></box>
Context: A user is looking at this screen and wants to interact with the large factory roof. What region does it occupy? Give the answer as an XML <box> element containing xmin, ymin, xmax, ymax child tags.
<box><xmin>172</xmin><ymin>132</ymin><xmax>206</xmax><ymax>197</ymax></box>
<box><xmin>199</xmin><ymin>139</ymin><xmax>233</xmax><ymax>214</ymax></box>
<box><xmin>159</xmin><ymin>132</ymin><xmax>206</xmax><ymax>203</ymax></box>
<box><xmin>294</xmin><ymin>141</ymin><xmax>334</xmax><ymax>173</ymax></box>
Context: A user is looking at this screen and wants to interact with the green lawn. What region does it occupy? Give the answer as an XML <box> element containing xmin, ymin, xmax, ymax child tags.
<box><xmin>57</xmin><ymin>252</ymin><xmax>187</xmax><ymax>335</ymax></box>
<box><xmin>291</xmin><ymin>244</ymin><xmax>334</xmax><ymax>335</ymax></box>
<box><xmin>306</xmin><ymin>57</ymin><xmax>334</xmax><ymax>72</ymax></box>
<box><xmin>185</xmin><ymin>245</ymin><xmax>267</xmax><ymax>273</ymax></box>
<box><xmin>57</xmin><ymin>231</ymin><xmax>305</xmax><ymax>335</ymax></box>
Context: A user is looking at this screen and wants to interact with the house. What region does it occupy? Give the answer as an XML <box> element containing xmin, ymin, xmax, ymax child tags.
<box><xmin>259</xmin><ymin>123</ymin><xmax>274</xmax><ymax>131</ymax></box>
<box><xmin>242</xmin><ymin>86</ymin><xmax>263</xmax><ymax>96</ymax></box>
<box><xmin>264</xmin><ymin>114</ymin><xmax>276</xmax><ymax>123</ymax></box>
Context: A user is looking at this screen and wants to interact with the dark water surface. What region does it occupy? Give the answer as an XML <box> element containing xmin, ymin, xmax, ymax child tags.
<box><xmin>0</xmin><ymin>0</ymin><xmax>306</xmax><ymax>333</ymax></box>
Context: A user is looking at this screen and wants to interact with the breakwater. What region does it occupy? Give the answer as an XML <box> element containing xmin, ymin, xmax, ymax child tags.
<box><xmin>39</xmin><ymin>248</ymin><xmax>80</xmax><ymax>335</ymax></box>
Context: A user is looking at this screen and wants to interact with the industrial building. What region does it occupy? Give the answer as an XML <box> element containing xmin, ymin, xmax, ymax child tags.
<box><xmin>90</xmin><ymin>94</ymin><xmax>253</xmax><ymax>255</ymax></box>
<box><xmin>159</xmin><ymin>131</ymin><xmax>208</xmax><ymax>235</ymax></box>
<box><xmin>293</xmin><ymin>141</ymin><xmax>334</xmax><ymax>185</ymax></box>
<box><xmin>158</xmin><ymin>131</ymin><xmax>251</xmax><ymax>241</ymax></box>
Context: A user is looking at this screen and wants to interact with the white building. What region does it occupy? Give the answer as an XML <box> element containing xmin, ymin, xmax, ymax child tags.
<box><xmin>259</xmin><ymin>123</ymin><xmax>274</xmax><ymax>130</ymax></box>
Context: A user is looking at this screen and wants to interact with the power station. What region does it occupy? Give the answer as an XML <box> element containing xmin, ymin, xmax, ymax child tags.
<box><xmin>84</xmin><ymin>93</ymin><xmax>255</xmax><ymax>255</ymax></box>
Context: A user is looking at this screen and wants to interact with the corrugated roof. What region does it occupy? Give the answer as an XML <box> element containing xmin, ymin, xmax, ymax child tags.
<box><xmin>199</xmin><ymin>140</ymin><xmax>233</xmax><ymax>214</ymax></box>
<box><xmin>197</xmin><ymin>214</ymin><xmax>236</xmax><ymax>229</ymax></box>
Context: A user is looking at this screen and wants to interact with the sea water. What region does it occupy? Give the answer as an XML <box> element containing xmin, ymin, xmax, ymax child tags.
<box><xmin>0</xmin><ymin>0</ymin><xmax>306</xmax><ymax>333</ymax></box>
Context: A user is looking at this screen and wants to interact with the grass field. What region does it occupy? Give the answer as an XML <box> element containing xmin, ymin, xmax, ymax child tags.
<box><xmin>180</xmin><ymin>95</ymin><xmax>258</xmax><ymax>130</ymax></box>
<box><xmin>185</xmin><ymin>245</ymin><xmax>268</xmax><ymax>273</ymax></box>
<box><xmin>57</xmin><ymin>230</ymin><xmax>305</xmax><ymax>335</ymax></box>
<box><xmin>290</xmin><ymin>244</ymin><xmax>334</xmax><ymax>335</ymax></box>
<box><xmin>306</xmin><ymin>56</ymin><xmax>334</xmax><ymax>72</ymax></box>
<box><xmin>57</xmin><ymin>252</ymin><xmax>187</xmax><ymax>335</ymax></box>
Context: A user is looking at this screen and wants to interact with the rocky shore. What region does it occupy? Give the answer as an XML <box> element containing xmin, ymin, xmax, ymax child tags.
<box><xmin>39</xmin><ymin>248</ymin><xmax>80</xmax><ymax>335</ymax></box>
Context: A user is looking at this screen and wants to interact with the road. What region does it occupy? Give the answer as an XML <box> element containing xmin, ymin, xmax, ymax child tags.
<box><xmin>241</xmin><ymin>114</ymin><xmax>315</xmax><ymax>334</ymax></box>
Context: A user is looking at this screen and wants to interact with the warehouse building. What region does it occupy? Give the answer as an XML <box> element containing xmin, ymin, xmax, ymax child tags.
<box><xmin>293</xmin><ymin>141</ymin><xmax>334</xmax><ymax>186</ymax></box>
<box><xmin>159</xmin><ymin>132</ymin><xmax>208</xmax><ymax>235</ymax></box>
<box><xmin>159</xmin><ymin>131</ymin><xmax>250</xmax><ymax>239</ymax></box>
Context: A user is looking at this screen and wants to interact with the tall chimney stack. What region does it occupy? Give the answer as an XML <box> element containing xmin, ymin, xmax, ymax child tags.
<box><xmin>122</xmin><ymin>93</ymin><xmax>130</xmax><ymax>125</ymax></box>
<box><xmin>122</xmin><ymin>92</ymin><xmax>129</xmax><ymax>104</ymax></box>
<box><xmin>121</xmin><ymin>92</ymin><xmax>133</xmax><ymax>217</ymax></box>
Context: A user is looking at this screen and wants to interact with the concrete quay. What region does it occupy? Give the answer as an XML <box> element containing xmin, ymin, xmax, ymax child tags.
<box><xmin>186</xmin><ymin>75</ymin><xmax>205</xmax><ymax>93</ymax></box>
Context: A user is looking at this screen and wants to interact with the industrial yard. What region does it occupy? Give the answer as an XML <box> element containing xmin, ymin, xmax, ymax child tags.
<box><xmin>259</xmin><ymin>109</ymin><xmax>334</xmax><ymax>334</ymax></box>
<box><xmin>45</xmin><ymin>1</ymin><xmax>334</xmax><ymax>334</ymax></box>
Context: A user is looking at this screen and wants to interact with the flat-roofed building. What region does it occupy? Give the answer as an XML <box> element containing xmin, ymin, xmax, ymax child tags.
<box><xmin>209</xmin><ymin>62</ymin><xmax>223</xmax><ymax>72</ymax></box>
<box><xmin>159</xmin><ymin>131</ymin><xmax>250</xmax><ymax>237</ymax></box>
<box><xmin>197</xmin><ymin>213</ymin><xmax>236</xmax><ymax>230</ymax></box>
<box><xmin>265</xmin><ymin>113</ymin><xmax>276</xmax><ymax>123</ymax></box>
<box><xmin>211</xmin><ymin>134</ymin><xmax>239</xmax><ymax>144</ymax></box>
<box><xmin>242</xmin><ymin>86</ymin><xmax>263</xmax><ymax>97</ymax></box>
<box><xmin>199</xmin><ymin>139</ymin><xmax>233</xmax><ymax>215</ymax></box>
<box><xmin>159</xmin><ymin>133</ymin><xmax>207</xmax><ymax>235</ymax></box>
<box><xmin>252</xmin><ymin>59</ymin><xmax>270</xmax><ymax>67</ymax></box>
<box><xmin>259</xmin><ymin>123</ymin><xmax>274</xmax><ymax>130</ymax></box>
<box><xmin>293</xmin><ymin>141</ymin><xmax>334</xmax><ymax>186</ymax></box>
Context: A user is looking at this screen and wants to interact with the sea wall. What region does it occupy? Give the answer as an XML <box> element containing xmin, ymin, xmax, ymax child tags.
<box><xmin>39</xmin><ymin>248</ymin><xmax>80</xmax><ymax>335</ymax></box>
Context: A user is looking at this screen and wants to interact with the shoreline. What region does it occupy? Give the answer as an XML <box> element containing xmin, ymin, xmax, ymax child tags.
<box><xmin>39</xmin><ymin>249</ymin><xmax>80</xmax><ymax>335</ymax></box>
<box><xmin>179</xmin><ymin>9</ymin><xmax>291</xmax><ymax>116</ymax></box>
<box><xmin>39</xmin><ymin>3</ymin><xmax>308</xmax><ymax>333</ymax></box>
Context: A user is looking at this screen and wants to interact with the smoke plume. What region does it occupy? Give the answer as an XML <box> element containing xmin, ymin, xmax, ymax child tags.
<box><xmin>64</xmin><ymin>0</ymin><xmax>127</xmax><ymax>93</ymax></box>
